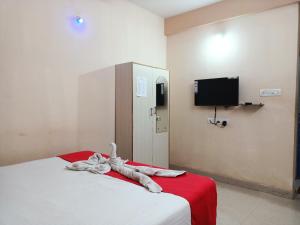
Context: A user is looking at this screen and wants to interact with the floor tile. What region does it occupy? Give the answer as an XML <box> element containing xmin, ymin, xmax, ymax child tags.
<box><xmin>216</xmin><ymin>182</ymin><xmax>300</xmax><ymax>225</ymax></box>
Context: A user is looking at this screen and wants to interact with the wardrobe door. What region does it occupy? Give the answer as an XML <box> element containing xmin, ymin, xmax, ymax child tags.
<box><xmin>152</xmin><ymin>68</ymin><xmax>169</xmax><ymax>168</ymax></box>
<box><xmin>132</xmin><ymin>64</ymin><xmax>155</xmax><ymax>165</ymax></box>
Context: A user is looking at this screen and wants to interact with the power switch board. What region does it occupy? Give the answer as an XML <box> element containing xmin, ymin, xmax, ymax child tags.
<box><xmin>260</xmin><ymin>89</ymin><xmax>281</xmax><ymax>97</ymax></box>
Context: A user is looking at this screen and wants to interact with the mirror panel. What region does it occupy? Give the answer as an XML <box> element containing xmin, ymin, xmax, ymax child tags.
<box><xmin>156</xmin><ymin>77</ymin><xmax>168</xmax><ymax>133</ymax></box>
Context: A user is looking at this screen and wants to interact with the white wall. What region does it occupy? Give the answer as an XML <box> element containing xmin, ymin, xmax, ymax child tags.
<box><xmin>0</xmin><ymin>0</ymin><xmax>166</xmax><ymax>165</ymax></box>
<box><xmin>167</xmin><ymin>4</ymin><xmax>298</xmax><ymax>193</ymax></box>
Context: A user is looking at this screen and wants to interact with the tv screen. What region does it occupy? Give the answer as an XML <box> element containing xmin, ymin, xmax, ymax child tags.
<box><xmin>194</xmin><ymin>77</ymin><xmax>239</xmax><ymax>106</ymax></box>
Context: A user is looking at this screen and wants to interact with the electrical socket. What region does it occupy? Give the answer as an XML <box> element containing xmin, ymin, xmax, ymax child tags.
<box><xmin>208</xmin><ymin>117</ymin><xmax>229</xmax><ymax>124</ymax></box>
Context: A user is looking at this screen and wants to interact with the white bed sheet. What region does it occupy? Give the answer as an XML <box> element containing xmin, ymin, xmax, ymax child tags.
<box><xmin>0</xmin><ymin>157</ymin><xmax>191</xmax><ymax>225</ymax></box>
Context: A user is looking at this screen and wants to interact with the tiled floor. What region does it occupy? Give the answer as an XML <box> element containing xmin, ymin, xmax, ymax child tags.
<box><xmin>217</xmin><ymin>182</ymin><xmax>300</xmax><ymax>225</ymax></box>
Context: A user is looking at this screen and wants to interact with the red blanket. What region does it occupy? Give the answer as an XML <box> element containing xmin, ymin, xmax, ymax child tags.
<box><xmin>59</xmin><ymin>151</ymin><xmax>217</xmax><ymax>225</ymax></box>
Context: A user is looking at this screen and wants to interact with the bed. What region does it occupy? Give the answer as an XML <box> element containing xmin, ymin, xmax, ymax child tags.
<box><xmin>0</xmin><ymin>151</ymin><xmax>217</xmax><ymax>225</ymax></box>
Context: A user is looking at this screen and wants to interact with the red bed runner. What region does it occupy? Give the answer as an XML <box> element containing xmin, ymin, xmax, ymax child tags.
<box><xmin>59</xmin><ymin>151</ymin><xmax>217</xmax><ymax>225</ymax></box>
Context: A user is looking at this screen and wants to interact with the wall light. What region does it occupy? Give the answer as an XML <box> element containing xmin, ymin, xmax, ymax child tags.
<box><xmin>211</xmin><ymin>34</ymin><xmax>227</xmax><ymax>52</ymax></box>
<box><xmin>204</xmin><ymin>32</ymin><xmax>237</xmax><ymax>62</ymax></box>
<box><xmin>70</xmin><ymin>15</ymin><xmax>86</xmax><ymax>33</ymax></box>
<box><xmin>75</xmin><ymin>16</ymin><xmax>84</xmax><ymax>25</ymax></box>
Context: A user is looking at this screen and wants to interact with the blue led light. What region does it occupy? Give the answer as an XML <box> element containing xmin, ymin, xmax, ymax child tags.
<box><xmin>75</xmin><ymin>16</ymin><xmax>84</xmax><ymax>24</ymax></box>
<box><xmin>69</xmin><ymin>16</ymin><xmax>86</xmax><ymax>33</ymax></box>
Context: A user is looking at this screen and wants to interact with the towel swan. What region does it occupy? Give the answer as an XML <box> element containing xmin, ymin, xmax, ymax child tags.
<box><xmin>66</xmin><ymin>143</ymin><xmax>185</xmax><ymax>193</ymax></box>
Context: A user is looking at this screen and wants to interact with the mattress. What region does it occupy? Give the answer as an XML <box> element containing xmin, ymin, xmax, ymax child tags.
<box><xmin>59</xmin><ymin>151</ymin><xmax>217</xmax><ymax>225</ymax></box>
<box><xmin>0</xmin><ymin>157</ymin><xmax>191</xmax><ymax>225</ymax></box>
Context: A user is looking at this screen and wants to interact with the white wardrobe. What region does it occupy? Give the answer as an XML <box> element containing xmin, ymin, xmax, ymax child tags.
<box><xmin>115</xmin><ymin>62</ymin><xmax>169</xmax><ymax>168</ymax></box>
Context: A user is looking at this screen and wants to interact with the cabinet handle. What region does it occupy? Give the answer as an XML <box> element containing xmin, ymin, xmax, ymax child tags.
<box><xmin>152</xmin><ymin>107</ymin><xmax>156</xmax><ymax>115</ymax></box>
<box><xmin>150</xmin><ymin>107</ymin><xmax>156</xmax><ymax>116</ymax></box>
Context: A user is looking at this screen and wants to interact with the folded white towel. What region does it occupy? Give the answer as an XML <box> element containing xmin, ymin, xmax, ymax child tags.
<box><xmin>111</xmin><ymin>163</ymin><xmax>162</xmax><ymax>193</ymax></box>
<box><xmin>66</xmin><ymin>143</ymin><xmax>186</xmax><ymax>193</ymax></box>
<box><xmin>124</xmin><ymin>165</ymin><xmax>186</xmax><ymax>177</ymax></box>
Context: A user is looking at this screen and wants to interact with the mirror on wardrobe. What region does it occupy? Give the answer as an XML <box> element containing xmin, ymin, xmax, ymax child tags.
<box><xmin>155</xmin><ymin>76</ymin><xmax>168</xmax><ymax>133</ymax></box>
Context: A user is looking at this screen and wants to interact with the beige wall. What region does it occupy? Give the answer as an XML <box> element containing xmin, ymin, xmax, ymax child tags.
<box><xmin>167</xmin><ymin>4</ymin><xmax>298</xmax><ymax>193</ymax></box>
<box><xmin>0</xmin><ymin>0</ymin><xmax>166</xmax><ymax>165</ymax></box>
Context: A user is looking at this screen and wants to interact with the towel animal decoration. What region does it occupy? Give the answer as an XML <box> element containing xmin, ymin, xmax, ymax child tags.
<box><xmin>66</xmin><ymin>143</ymin><xmax>186</xmax><ymax>193</ymax></box>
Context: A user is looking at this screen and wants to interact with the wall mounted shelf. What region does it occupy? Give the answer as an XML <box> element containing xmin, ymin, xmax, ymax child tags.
<box><xmin>239</xmin><ymin>102</ymin><xmax>264</xmax><ymax>107</ymax></box>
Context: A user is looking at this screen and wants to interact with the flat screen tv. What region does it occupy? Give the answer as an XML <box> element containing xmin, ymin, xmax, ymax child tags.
<box><xmin>194</xmin><ymin>77</ymin><xmax>239</xmax><ymax>106</ymax></box>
